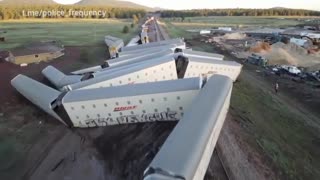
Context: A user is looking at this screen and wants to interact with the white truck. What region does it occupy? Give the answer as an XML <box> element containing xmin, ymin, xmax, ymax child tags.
<box><xmin>281</xmin><ymin>65</ymin><xmax>302</xmax><ymax>75</ymax></box>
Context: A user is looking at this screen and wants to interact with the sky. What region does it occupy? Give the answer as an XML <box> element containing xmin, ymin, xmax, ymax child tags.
<box><xmin>51</xmin><ymin>0</ymin><xmax>320</xmax><ymax>11</ymax></box>
<box><xmin>125</xmin><ymin>0</ymin><xmax>320</xmax><ymax>11</ymax></box>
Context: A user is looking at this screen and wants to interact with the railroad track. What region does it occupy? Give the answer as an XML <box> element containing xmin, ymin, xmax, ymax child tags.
<box><xmin>154</xmin><ymin>19</ymin><xmax>166</xmax><ymax>41</ymax></box>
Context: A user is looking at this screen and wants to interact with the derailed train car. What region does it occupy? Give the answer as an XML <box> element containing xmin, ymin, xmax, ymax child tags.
<box><xmin>42</xmin><ymin>49</ymin><xmax>175</xmax><ymax>89</ymax></box>
<box><xmin>41</xmin><ymin>52</ymin><xmax>241</xmax><ymax>91</ymax></box>
<box><xmin>11</xmin><ymin>73</ymin><xmax>236</xmax><ymax>180</ymax></box>
<box><xmin>60</xmin><ymin>77</ymin><xmax>202</xmax><ymax>128</ymax></box>
<box><xmin>12</xmin><ymin>38</ymin><xmax>242</xmax><ymax>126</ymax></box>
<box><xmin>12</xmin><ymin>76</ymin><xmax>202</xmax><ymax>127</ymax></box>
<box><xmin>41</xmin><ymin>39</ymin><xmax>229</xmax><ymax>90</ymax></box>
<box><xmin>182</xmin><ymin>49</ymin><xmax>224</xmax><ymax>60</ymax></box>
<box><xmin>63</xmin><ymin>55</ymin><xmax>179</xmax><ymax>91</ymax></box>
<box><xmin>70</xmin><ymin>48</ymin><xmax>175</xmax><ymax>75</ymax></box>
<box><xmin>8</xmin><ymin>12</ymin><xmax>245</xmax><ymax>179</ymax></box>
<box><xmin>144</xmin><ymin>75</ymin><xmax>233</xmax><ymax>180</ymax></box>
<box><xmin>68</xmin><ymin>47</ymin><xmax>225</xmax><ymax>77</ymax></box>
<box><xmin>11</xmin><ymin>37</ymin><xmax>243</xmax><ymax>179</ymax></box>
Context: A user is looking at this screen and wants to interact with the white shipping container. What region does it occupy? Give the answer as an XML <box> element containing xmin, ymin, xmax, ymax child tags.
<box><xmin>184</xmin><ymin>56</ymin><xmax>242</xmax><ymax>81</ymax></box>
<box><xmin>200</xmin><ymin>30</ymin><xmax>211</xmax><ymax>35</ymax></box>
<box><xmin>218</xmin><ymin>27</ymin><xmax>232</xmax><ymax>32</ymax></box>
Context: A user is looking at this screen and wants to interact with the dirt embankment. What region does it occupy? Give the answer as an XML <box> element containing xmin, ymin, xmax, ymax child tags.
<box><xmin>252</xmin><ymin>42</ymin><xmax>320</xmax><ymax>70</ymax></box>
<box><xmin>250</xmin><ymin>42</ymin><xmax>271</xmax><ymax>53</ymax></box>
<box><xmin>208</xmin><ymin>32</ymin><xmax>320</xmax><ymax>71</ymax></box>
<box><xmin>217</xmin><ymin>116</ymin><xmax>280</xmax><ymax>180</ymax></box>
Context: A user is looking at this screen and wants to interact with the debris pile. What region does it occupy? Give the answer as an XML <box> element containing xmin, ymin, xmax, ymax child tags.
<box><xmin>222</xmin><ymin>33</ymin><xmax>246</xmax><ymax>40</ymax></box>
<box><xmin>250</xmin><ymin>42</ymin><xmax>271</xmax><ymax>53</ymax></box>
<box><xmin>197</xmin><ymin>25</ymin><xmax>320</xmax><ymax>84</ymax></box>
<box><xmin>257</xmin><ymin>42</ymin><xmax>320</xmax><ymax>68</ymax></box>
<box><xmin>272</xmin><ymin>42</ymin><xmax>308</xmax><ymax>55</ymax></box>
<box><xmin>308</xmin><ymin>47</ymin><xmax>320</xmax><ymax>57</ymax></box>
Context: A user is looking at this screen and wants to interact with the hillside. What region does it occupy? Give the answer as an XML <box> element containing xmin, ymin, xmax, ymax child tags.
<box><xmin>0</xmin><ymin>0</ymin><xmax>152</xmax><ymax>10</ymax></box>
<box><xmin>270</xmin><ymin>7</ymin><xmax>289</xmax><ymax>9</ymax></box>
<box><xmin>76</xmin><ymin>0</ymin><xmax>151</xmax><ymax>10</ymax></box>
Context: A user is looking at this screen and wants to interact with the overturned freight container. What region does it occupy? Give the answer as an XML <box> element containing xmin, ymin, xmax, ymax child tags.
<box><xmin>144</xmin><ymin>75</ymin><xmax>233</xmax><ymax>180</ymax></box>
<box><xmin>43</xmin><ymin>49</ymin><xmax>174</xmax><ymax>89</ymax></box>
<box><xmin>43</xmin><ymin>53</ymin><xmax>242</xmax><ymax>91</ymax></box>
<box><xmin>105</xmin><ymin>36</ymin><xmax>124</xmax><ymax>58</ymax></box>
<box><xmin>11</xmin><ymin>76</ymin><xmax>203</xmax><ymax>128</ymax></box>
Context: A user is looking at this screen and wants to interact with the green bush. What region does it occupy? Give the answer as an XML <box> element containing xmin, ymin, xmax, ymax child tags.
<box><xmin>122</xmin><ymin>25</ymin><xmax>129</xmax><ymax>34</ymax></box>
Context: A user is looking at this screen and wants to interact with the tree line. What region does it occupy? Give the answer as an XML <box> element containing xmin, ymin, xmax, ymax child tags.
<box><xmin>160</xmin><ymin>8</ymin><xmax>320</xmax><ymax>17</ymax></box>
<box><xmin>0</xmin><ymin>5</ymin><xmax>146</xmax><ymax>20</ymax></box>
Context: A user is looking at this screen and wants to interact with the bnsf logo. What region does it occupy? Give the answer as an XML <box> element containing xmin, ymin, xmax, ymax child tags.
<box><xmin>114</xmin><ymin>106</ymin><xmax>137</xmax><ymax>112</ymax></box>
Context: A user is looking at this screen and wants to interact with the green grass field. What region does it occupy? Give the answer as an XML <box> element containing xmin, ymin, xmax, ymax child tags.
<box><xmin>161</xmin><ymin>21</ymin><xmax>194</xmax><ymax>39</ymax></box>
<box><xmin>161</xmin><ymin>16</ymin><xmax>308</xmax><ymax>40</ymax></box>
<box><xmin>232</xmin><ymin>77</ymin><xmax>320</xmax><ymax>180</ymax></box>
<box><xmin>0</xmin><ymin>19</ymin><xmax>138</xmax><ymax>49</ymax></box>
<box><xmin>164</xmin><ymin>16</ymin><xmax>307</xmax><ymax>29</ymax></box>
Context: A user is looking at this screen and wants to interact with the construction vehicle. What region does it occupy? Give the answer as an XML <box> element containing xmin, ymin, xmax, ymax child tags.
<box><xmin>247</xmin><ymin>53</ymin><xmax>268</xmax><ymax>67</ymax></box>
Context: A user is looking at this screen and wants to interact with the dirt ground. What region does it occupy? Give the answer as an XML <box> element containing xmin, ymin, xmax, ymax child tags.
<box><xmin>0</xmin><ymin>46</ymin><xmax>79</xmax><ymax>103</ymax></box>
<box><xmin>0</xmin><ymin>45</ymin><xmax>107</xmax><ymax>180</ymax></box>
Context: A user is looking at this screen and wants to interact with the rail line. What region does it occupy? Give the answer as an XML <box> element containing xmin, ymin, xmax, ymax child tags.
<box><xmin>154</xmin><ymin>19</ymin><xmax>166</xmax><ymax>41</ymax></box>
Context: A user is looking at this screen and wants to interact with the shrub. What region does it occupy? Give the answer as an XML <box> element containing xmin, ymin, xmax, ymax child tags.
<box><xmin>122</xmin><ymin>25</ymin><xmax>129</xmax><ymax>34</ymax></box>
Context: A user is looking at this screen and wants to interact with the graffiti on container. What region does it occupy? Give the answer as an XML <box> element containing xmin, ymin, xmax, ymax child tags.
<box><xmin>82</xmin><ymin>111</ymin><xmax>179</xmax><ymax>127</ymax></box>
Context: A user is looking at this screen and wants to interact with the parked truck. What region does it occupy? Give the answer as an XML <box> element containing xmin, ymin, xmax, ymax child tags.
<box><xmin>280</xmin><ymin>65</ymin><xmax>302</xmax><ymax>75</ymax></box>
<box><xmin>247</xmin><ymin>53</ymin><xmax>268</xmax><ymax>67</ymax></box>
